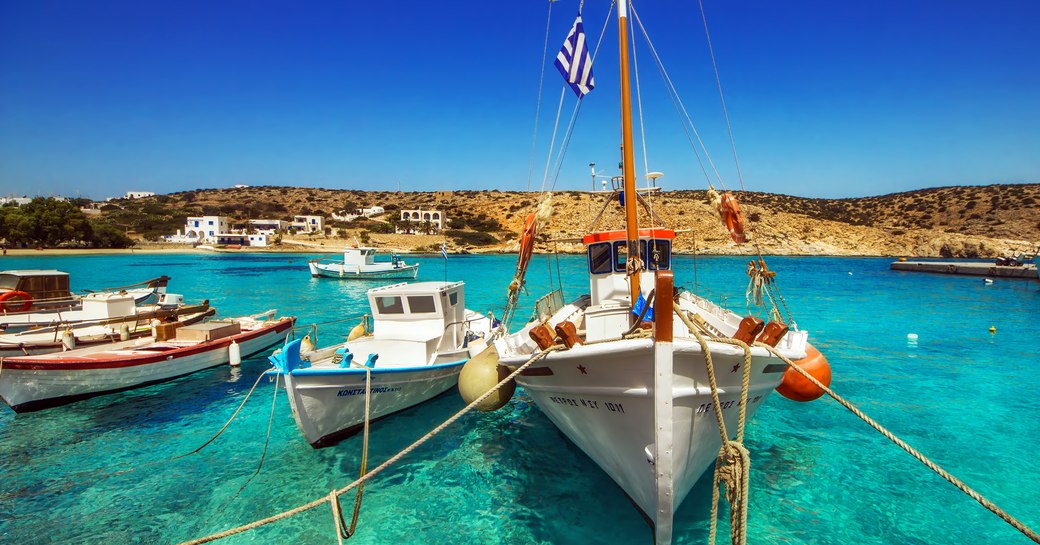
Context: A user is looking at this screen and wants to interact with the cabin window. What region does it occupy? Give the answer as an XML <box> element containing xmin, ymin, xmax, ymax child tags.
<box><xmin>407</xmin><ymin>295</ymin><xmax>437</xmax><ymax>313</ymax></box>
<box><xmin>647</xmin><ymin>239</ymin><xmax>671</xmax><ymax>270</ymax></box>
<box><xmin>449</xmin><ymin>292</ymin><xmax>458</xmax><ymax>306</ymax></box>
<box><xmin>375</xmin><ymin>296</ymin><xmax>405</xmax><ymax>314</ymax></box>
<box><xmin>613</xmin><ymin>241</ymin><xmax>648</xmax><ymax>272</ymax></box>
<box><xmin>587</xmin><ymin>243</ymin><xmax>613</xmax><ymax>274</ymax></box>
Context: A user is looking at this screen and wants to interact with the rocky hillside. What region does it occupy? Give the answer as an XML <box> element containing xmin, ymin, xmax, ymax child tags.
<box><xmin>108</xmin><ymin>183</ymin><xmax>1040</xmax><ymax>257</ymax></box>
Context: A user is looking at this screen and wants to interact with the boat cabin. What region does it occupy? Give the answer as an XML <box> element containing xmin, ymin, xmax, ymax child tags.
<box><xmin>582</xmin><ymin>229</ymin><xmax>674</xmax><ymax>342</ymax></box>
<box><xmin>367</xmin><ymin>281</ymin><xmax>467</xmax><ymax>344</ymax></box>
<box><xmin>0</xmin><ymin>270</ymin><xmax>75</xmax><ymax>310</ymax></box>
<box><xmin>583</xmin><ymin>229</ymin><xmax>674</xmax><ymax>306</ymax></box>
<box><xmin>344</xmin><ymin>247</ymin><xmax>400</xmax><ymax>267</ymax></box>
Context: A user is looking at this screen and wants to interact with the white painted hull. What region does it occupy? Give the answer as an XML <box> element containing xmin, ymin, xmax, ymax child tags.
<box><xmin>503</xmin><ymin>335</ymin><xmax>794</xmax><ymax>522</ymax></box>
<box><xmin>282</xmin><ymin>361</ymin><xmax>464</xmax><ymax>447</ymax></box>
<box><xmin>0</xmin><ymin>318</ymin><xmax>294</xmax><ymax>412</ymax></box>
<box><xmin>308</xmin><ymin>261</ymin><xmax>418</xmax><ymax>280</ymax></box>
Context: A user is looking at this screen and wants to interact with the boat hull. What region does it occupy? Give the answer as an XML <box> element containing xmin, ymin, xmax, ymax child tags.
<box><xmin>0</xmin><ymin>318</ymin><xmax>294</xmax><ymax>412</ymax></box>
<box><xmin>282</xmin><ymin>360</ymin><xmax>465</xmax><ymax>447</ymax></box>
<box><xmin>308</xmin><ymin>262</ymin><xmax>419</xmax><ymax>280</ymax></box>
<box><xmin>504</xmin><ymin>337</ymin><xmax>790</xmax><ymax>521</ymax></box>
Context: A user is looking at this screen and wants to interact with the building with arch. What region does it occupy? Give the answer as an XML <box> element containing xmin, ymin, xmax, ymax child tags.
<box><xmin>397</xmin><ymin>209</ymin><xmax>446</xmax><ymax>234</ymax></box>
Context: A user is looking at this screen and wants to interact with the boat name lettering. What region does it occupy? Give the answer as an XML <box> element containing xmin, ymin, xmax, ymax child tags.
<box><xmin>696</xmin><ymin>395</ymin><xmax>763</xmax><ymax>415</ymax></box>
<box><xmin>337</xmin><ymin>386</ymin><xmax>402</xmax><ymax>397</ymax></box>
<box><xmin>547</xmin><ymin>396</ymin><xmax>625</xmax><ymax>413</ymax></box>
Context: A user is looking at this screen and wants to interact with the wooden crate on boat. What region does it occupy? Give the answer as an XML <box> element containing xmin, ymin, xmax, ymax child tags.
<box><xmin>175</xmin><ymin>321</ymin><xmax>241</xmax><ymax>342</ymax></box>
<box><xmin>155</xmin><ymin>321</ymin><xmax>184</xmax><ymax>342</ymax></box>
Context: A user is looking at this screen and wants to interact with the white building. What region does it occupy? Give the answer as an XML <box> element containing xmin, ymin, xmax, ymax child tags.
<box><xmin>332</xmin><ymin>206</ymin><xmax>385</xmax><ymax>222</ymax></box>
<box><xmin>0</xmin><ymin>197</ymin><xmax>32</xmax><ymax>206</ymax></box>
<box><xmin>124</xmin><ymin>191</ymin><xmax>155</xmax><ymax>199</ymax></box>
<box><xmin>184</xmin><ymin>216</ymin><xmax>230</xmax><ymax>243</ymax></box>
<box><xmin>398</xmin><ymin>209</ymin><xmax>447</xmax><ymax>233</ymax></box>
<box><xmin>291</xmin><ymin>215</ymin><xmax>325</xmax><ymax>233</ymax></box>
<box><xmin>249</xmin><ymin>219</ymin><xmax>289</xmax><ymax>235</ymax></box>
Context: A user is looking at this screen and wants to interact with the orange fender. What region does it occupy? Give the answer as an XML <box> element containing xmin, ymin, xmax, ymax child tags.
<box><xmin>717</xmin><ymin>192</ymin><xmax>747</xmax><ymax>244</ymax></box>
<box><xmin>0</xmin><ymin>290</ymin><xmax>33</xmax><ymax>313</ymax></box>
<box><xmin>776</xmin><ymin>343</ymin><xmax>831</xmax><ymax>402</ymax></box>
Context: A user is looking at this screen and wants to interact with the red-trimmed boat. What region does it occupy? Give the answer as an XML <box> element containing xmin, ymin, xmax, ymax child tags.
<box><xmin>0</xmin><ymin>312</ymin><xmax>295</xmax><ymax>412</ymax></box>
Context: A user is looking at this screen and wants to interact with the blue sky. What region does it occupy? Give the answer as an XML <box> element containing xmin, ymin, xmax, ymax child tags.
<box><xmin>1</xmin><ymin>0</ymin><xmax>1037</xmax><ymax>200</ymax></box>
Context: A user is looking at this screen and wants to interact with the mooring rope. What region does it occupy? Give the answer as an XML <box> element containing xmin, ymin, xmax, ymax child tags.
<box><xmin>680</xmin><ymin>303</ymin><xmax>752</xmax><ymax>545</ymax></box>
<box><xmin>758</xmin><ymin>343</ymin><xmax>1040</xmax><ymax>544</ymax></box>
<box><xmin>177</xmin><ymin>345</ymin><xmax>562</xmax><ymax>545</ymax></box>
<box><xmin>330</xmin><ymin>365</ymin><xmax>372</xmax><ymax>542</ymax></box>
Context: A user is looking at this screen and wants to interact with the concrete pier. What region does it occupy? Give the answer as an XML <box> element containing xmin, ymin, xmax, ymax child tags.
<box><xmin>890</xmin><ymin>261</ymin><xmax>1039</xmax><ymax>279</ymax></box>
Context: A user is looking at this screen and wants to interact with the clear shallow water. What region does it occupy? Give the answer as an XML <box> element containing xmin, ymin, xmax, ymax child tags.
<box><xmin>1</xmin><ymin>252</ymin><xmax>1038</xmax><ymax>544</ymax></box>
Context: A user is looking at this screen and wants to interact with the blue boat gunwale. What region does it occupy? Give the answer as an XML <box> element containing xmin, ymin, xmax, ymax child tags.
<box><xmin>266</xmin><ymin>358</ymin><xmax>467</xmax><ymax>377</ymax></box>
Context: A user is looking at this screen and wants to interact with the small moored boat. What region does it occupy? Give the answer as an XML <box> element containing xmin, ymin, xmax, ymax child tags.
<box><xmin>0</xmin><ymin>301</ymin><xmax>216</xmax><ymax>357</ymax></box>
<box><xmin>0</xmin><ymin>312</ymin><xmax>296</xmax><ymax>412</ymax></box>
<box><xmin>270</xmin><ymin>281</ymin><xmax>491</xmax><ymax>447</ymax></box>
<box><xmin>308</xmin><ymin>247</ymin><xmax>418</xmax><ymax>280</ymax></box>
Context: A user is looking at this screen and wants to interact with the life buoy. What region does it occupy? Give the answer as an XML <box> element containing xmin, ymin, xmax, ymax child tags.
<box><xmin>717</xmin><ymin>192</ymin><xmax>747</xmax><ymax>244</ymax></box>
<box><xmin>776</xmin><ymin>343</ymin><xmax>832</xmax><ymax>402</ymax></box>
<box><xmin>0</xmin><ymin>290</ymin><xmax>33</xmax><ymax>313</ymax></box>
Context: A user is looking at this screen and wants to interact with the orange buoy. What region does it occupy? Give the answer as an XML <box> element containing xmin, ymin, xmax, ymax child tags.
<box><xmin>776</xmin><ymin>343</ymin><xmax>831</xmax><ymax>402</ymax></box>
<box><xmin>0</xmin><ymin>290</ymin><xmax>33</xmax><ymax>313</ymax></box>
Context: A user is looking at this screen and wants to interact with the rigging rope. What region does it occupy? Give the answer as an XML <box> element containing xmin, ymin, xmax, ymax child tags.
<box><xmin>527</xmin><ymin>0</ymin><xmax>555</xmax><ymax>191</ymax></box>
<box><xmin>629</xmin><ymin>3</ymin><xmax>723</xmax><ymax>188</ymax></box>
<box><xmin>696</xmin><ymin>0</ymin><xmax>745</xmax><ymax>191</ymax></box>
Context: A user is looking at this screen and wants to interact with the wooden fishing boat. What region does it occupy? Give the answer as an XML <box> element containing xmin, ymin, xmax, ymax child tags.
<box><xmin>473</xmin><ymin>4</ymin><xmax>830</xmax><ymax>543</ymax></box>
<box><xmin>0</xmin><ymin>312</ymin><xmax>295</xmax><ymax>412</ymax></box>
<box><xmin>0</xmin><ymin>302</ymin><xmax>216</xmax><ymax>357</ymax></box>
<box><xmin>0</xmin><ymin>269</ymin><xmax>170</xmax><ymax>313</ymax></box>
<box><xmin>271</xmin><ymin>281</ymin><xmax>490</xmax><ymax>447</ymax></box>
<box><xmin>308</xmin><ymin>247</ymin><xmax>418</xmax><ymax>280</ymax></box>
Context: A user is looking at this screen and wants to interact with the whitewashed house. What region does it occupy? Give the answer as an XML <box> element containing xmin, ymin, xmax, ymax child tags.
<box><xmin>291</xmin><ymin>215</ymin><xmax>325</xmax><ymax>233</ymax></box>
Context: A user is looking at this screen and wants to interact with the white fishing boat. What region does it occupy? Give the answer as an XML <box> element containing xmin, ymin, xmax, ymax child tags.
<box><xmin>308</xmin><ymin>247</ymin><xmax>418</xmax><ymax>280</ymax></box>
<box><xmin>271</xmin><ymin>281</ymin><xmax>491</xmax><ymax>447</ymax></box>
<box><xmin>471</xmin><ymin>4</ymin><xmax>832</xmax><ymax>543</ymax></box>
<box><xmin>0</xmin><ymin>312</ymin><xmax>295</xmax><ymax>412</ymax></box>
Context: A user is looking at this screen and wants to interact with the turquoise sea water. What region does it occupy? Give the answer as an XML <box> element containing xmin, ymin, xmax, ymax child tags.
<box><xmin>1</xmin><ymin>252</ymin><xmax>1038</xmax><ymax>544</ymax></box>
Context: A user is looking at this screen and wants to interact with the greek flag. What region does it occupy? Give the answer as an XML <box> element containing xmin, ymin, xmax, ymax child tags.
<box><xmin>555</xmin><ymin>13</ymin><xmax>595</xmax><ymax>98</ymax></box>
<box><xmin>441</xmin><ymin>243</ymin><xmax>448</xmax><ymax>260</ymax></box>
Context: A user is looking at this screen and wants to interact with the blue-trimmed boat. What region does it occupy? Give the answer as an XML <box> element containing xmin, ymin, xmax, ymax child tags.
<box><xmin>270</xmin><ymin>281</ymin><xmax>491</xmax><ymax>447</ymax></box>
<box><xmin>307</xmin><ymin>247</ymin><xmax>418</xmax><ymax>280</ymax></box>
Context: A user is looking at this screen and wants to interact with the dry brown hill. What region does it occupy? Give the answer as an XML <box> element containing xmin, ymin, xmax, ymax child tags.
<box><xmin>110</xmin><ymin>183</ymin><xmax>1040</xmax><ymax>258</ymax></box>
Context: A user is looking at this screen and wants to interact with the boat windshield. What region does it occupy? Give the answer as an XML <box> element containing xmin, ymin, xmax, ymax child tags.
<box><xmin>586</xmin><ymin>238</ymin><xmax>671</xmax><ymax>274</ymax></box>
<box><xmin>0</xmin><ymin>274</ymin><xmax>18</xmax><ymax>290</ymax></box>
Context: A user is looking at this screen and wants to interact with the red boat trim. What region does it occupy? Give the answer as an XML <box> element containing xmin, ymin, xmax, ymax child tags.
<box><xmin>2</xmin><ymin>318</ymin><xmax>294</xmax><ymax>371</ymax></box>
<box><xmin>581</xmin><ymin>229</ymin><xmax>675</xmax><ymax>245</ymax></box>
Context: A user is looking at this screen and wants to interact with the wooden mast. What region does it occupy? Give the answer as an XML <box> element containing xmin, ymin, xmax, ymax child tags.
<box><xmin>618</xmin><ymin>0</ymin><xmax>640</xmax><ymax>306</ymax></box>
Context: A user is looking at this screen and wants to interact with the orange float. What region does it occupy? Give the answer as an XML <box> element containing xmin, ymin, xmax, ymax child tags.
<box><xmin>717</xmin><ymin>192</ymin><xmax>747</xmax><ymax>244</ymax></box>
<box><xmin>0</xmin><ymin>290</ymin><xmax>33</xmax><ymax>313</ymax></box>
<box><xmin>776</xmin><ymin>343</ymin><xmax>832</xmax><ymax>402</ymax></box>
